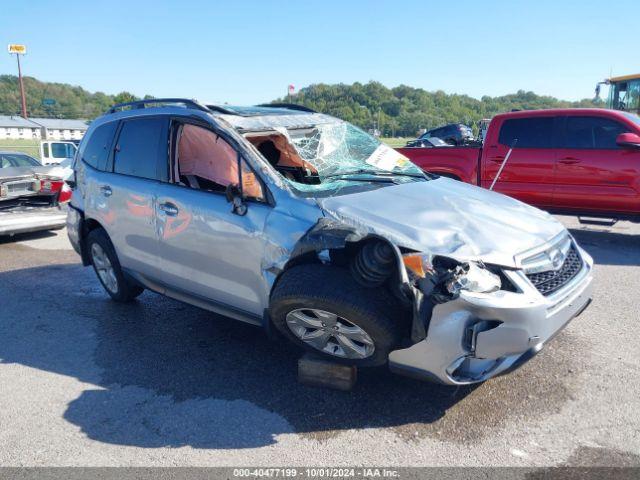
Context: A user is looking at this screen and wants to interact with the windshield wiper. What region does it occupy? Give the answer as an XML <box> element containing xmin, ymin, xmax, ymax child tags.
<box><xmin>324</xmin><ymin>169</ymin><xmax>426</xmax><ymax>180</ymax></box>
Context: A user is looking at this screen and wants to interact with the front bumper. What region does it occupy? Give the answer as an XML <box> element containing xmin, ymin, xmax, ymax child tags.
<box><xmin>0</xmin><ymin>205</ymin><xmax>67</xmax><ymax>236</ymax></box>
<box><xmin>389</xmin><ymin>246</ymin><xmax>593</xmax><ymax>385</ymax></box>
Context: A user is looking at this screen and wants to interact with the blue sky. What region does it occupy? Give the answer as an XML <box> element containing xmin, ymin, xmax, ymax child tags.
<box><xmin>1</xmin><ymin>0</ymin><xmax>635</xmax><ymax>104</ymax></box>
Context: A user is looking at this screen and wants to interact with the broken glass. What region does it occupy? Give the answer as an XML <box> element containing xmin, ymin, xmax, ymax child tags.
<box><xmin>274</xmin><ymin>122</ymin><xmax>425</xmax><ymax>193</ymax></box>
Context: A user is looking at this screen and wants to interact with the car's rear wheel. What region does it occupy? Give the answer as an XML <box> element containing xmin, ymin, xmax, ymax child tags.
<box><xmin>270</xmin><ymin>264</ymin><xmax>406</xmax><ymax>367</ymax></box>
<box><xmin>87</xmin><ymin>228</ymin><xmax>144</xmax><ymax>302</ymax></box>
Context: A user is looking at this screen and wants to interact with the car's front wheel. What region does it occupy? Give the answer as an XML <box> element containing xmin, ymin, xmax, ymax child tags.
<box><xmin>86</xmin><ymin>228</ymin><xmax>144</xmax><ymax>302</ymax></box>
<box><xmin>270</xmin><ymin>264</ymin><xmax>406</xmax><ymax>367</ymax></box>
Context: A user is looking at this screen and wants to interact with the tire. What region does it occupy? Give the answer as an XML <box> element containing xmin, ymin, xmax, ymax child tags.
<box><xmin>86</xmin><ymin>228</ymin><xmax>144</xmax><ymax>302</ymax></box>
<box><xmin>270</xmin><ymin>264</ymin><xmax>406</xmax><ymax>367</ymax></box>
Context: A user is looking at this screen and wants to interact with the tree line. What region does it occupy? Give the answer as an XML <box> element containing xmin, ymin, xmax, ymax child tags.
<box><xmin>0</xmin><ymin>75</ymin><xmax>146</xmax><ymax>119</ymax></box>
<box><xmin>0</xmin><ymin>75</ymin><xmax>602</xmax><ymax>137</ymax></box>
<box><xmin>273</xmin><ymin>82</ymin><xmax>603</xmax><ymax>136</ymax></box>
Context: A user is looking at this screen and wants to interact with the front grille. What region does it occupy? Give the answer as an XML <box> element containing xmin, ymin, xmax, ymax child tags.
<box><xmin>526</xmin><ymin>245</ymin><xmax>583</xmax><ymax>296</ymax></box>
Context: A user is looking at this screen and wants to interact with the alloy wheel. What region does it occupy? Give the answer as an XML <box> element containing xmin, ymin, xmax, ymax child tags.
<box><xmin>285</xmin><ymin>308</ymin><xmax>375</xmax><ymax>359</ymax></box>
<box><xmin>91</xmin><ymin>243</ymin><xmax>118</xmax><ymax>294</ymax></box>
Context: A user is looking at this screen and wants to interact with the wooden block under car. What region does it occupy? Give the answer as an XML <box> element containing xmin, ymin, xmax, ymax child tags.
<box><xmin>297</xmin><ymin>353</ymin><xmax>357</xmax><ymax>391</ymax></box>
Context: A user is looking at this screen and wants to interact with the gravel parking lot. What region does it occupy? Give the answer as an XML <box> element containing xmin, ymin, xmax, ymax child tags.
<box><xmin>0</xmin><ymin>216</ymin><xmax>639</xmax><ymax>467</ymax></box>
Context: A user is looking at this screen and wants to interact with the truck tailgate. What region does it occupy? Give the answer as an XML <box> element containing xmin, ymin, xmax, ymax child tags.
<box><xmin>397</xmin><ymin>146</ymin><xmax>482</xmax><ymax>184</ymax></box>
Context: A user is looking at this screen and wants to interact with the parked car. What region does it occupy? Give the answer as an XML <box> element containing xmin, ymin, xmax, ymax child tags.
<box><xmin>417</xmin><ymin>123</ymin><xmax>475</xmax><ymax>146</ymax></box>
<box><xmin>404</xmin><ymin>136</ymin><xmax>450</xmax><ymax>148</ymax></box>
<box><xmin>398</xmin><ymin>109</ymin><xmax>640</xmax><ymax>221</ymax></box>
<box><xmin>67</xmin><ymin>99</ymin><xmax>592</xmax><ymax>385</ymax></box>
<box><xmin>40</xmin><ymin>140</ymin><xmax>78</xmax><ymax>166</ymax></box>
<box><xmin>0</xmin><ymin>151</ymin><xmax>71</xmax><ymax>236</ymax></box>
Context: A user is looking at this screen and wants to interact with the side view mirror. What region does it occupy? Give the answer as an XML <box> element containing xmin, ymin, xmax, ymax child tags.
<box><xmin>225</xmin><ymin>184</ymin><xmax>247</xmax><ymax>216</ymax></box>
<box><xmin>616</xmin><ymin>133</ymin><xmax>640</xmax><ymax>149</ymax></box>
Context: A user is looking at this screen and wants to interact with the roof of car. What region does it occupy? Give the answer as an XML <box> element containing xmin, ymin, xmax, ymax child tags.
<box><xmin>98</xmin><ymin>99</ymin><xmax>337</xmax><ymax>132</ymax></box>
<box><xmin>493</xmin><ymin>108</ymin><xmax>629</xmax><ymax>119</ymax></box>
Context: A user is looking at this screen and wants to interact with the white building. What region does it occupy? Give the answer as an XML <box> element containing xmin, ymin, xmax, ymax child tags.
<box><xmin>30</xmin><ymin>118</ymin><xmax>89</xmax><ymax>140</ymax></box>
<box><xmin>0</xmin><ymin>115</ymin><xmax>41</xmax><ymax>140</ymax></box>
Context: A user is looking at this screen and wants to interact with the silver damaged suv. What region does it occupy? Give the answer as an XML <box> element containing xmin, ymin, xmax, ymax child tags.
<box><xmin>67</xmin><ymin>99</ymin><xmax>593</xmax><ymax>385</ymax></box>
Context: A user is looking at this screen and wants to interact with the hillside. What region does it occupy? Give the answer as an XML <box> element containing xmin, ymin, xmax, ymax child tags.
<box><xmin>274</xmin><ymin>82</ymin><xmax>603</xmax><ymax>136</ymax></box>
<box><xmin>0</xmin><ymin>75</ymin><xmax>147</xmax><ymax>119</ymax></box>
<box><xmin>0</xmin><ymin>75</ymin><xmax>603</xmax><ymax>136</ymax></box>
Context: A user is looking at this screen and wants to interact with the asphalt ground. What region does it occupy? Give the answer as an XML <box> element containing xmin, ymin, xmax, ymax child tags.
<box><xmin>0</xmin><ymin>216</ymin><xmax>638</xmax><ymax>466</ymax></box>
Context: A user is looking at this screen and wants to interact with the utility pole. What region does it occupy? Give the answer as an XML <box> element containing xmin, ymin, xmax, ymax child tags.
<box><xmin>8</xmin><ymin>44</ymin><xmax>28</xmax><ymax>118</ymax></box>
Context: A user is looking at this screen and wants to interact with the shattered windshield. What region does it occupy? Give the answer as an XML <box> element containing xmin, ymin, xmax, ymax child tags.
<box><xmin>268</xmin><ymin>121</ymin><xmax>427</xmax><ymax>194</ymax></box>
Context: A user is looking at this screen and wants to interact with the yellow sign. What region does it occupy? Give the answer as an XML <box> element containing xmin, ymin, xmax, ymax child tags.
<box><xmin>8</xmin><ymin>44</ymin><xmax>27</xmax><ymax>54</ymax></box>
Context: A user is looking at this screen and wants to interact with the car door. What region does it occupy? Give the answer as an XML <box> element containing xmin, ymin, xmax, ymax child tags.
<box><xmin>554</xmin><ymin>115</ymin><xmax>640</xmax><ymax>214</ymax></box>
<box><xmin>94</xmin><ymin>116</ymin><xmax>169</xmax><ymax>283</ymax></box>
<box><xmin>481</xmin><ymin>116</ymin><xmax>559</xmax><ymax>208</ymax></box>
<box><xmin>155</xmin><ymin>120</ymin><xmax>272</xmax><ymax>317</ymax></box>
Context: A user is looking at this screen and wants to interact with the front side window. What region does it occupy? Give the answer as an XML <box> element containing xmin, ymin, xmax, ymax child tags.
<box><xmin>175</xmin><ymin>123</ymin><xmax>265</xmax><ymax>201</ymax></box>
<box><xmin>498</xmin><ymin>117</ymin><xmax>555</xmax><ymax>148</ymax></box>
<box><xmin>114</xmin><ymin>117</ymin><xmax>169</xmax><ymax>180</ymax></box>
<box><xmin>563</xmin><ymin>116</ymin><xmax>629</xmax><ymax>149</ymax></box>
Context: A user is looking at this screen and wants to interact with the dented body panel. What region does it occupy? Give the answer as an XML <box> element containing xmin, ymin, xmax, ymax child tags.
<box><xmin>389</xmin><ymin>245</ymin><xmax>593</xmax><ymax>384</ymax></box>
<box><xmin>316</xmin><ymin>177</ymin><xmax>565</xmax><ymax>268</ymax></box>
<box><xmin>69</xmin><ymin>102</ymin><xmax>594</xmax><ymax>384</ymax></box>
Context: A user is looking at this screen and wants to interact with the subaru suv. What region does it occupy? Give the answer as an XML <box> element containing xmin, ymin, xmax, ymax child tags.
<box><xmin>67</xmin><ymin>99</ymin><xmax>593</xmax><ymax>385</ymax></box>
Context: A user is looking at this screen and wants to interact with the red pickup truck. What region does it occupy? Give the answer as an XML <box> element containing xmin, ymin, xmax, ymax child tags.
<box><xmin>398</xmin><ymin>109</ymin><xmax>640</xmax><ymax>220</ymax></box>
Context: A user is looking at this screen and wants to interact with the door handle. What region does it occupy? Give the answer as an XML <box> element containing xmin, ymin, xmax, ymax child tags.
<box><xmin>100</xmin><ymin>185</ymin><xmax>112</xmax><ymax>197</ymax></box>
<box><xmin>558</xmin><ymin>157</ymin><xmax>581</xmax><ymax>165</ymax></box>
<box><xmin>489</xmin><ymin>157</ymin><xmax>505</xmax><ymax>163</ymax></box>
<box><xmin>159</xmin><ymin>202</ymin><xmax>179</xmax><ymax>216</ymax></box>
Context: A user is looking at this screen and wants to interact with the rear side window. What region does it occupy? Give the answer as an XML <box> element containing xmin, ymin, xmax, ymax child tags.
<box><xmin>114</xmin><ymin>117</ymin><xmax>169</xmax><ymax>181</ymax></box>
<box><xmin>498</xmin><ymin>117</ymin><xmax>555</xmax><ymax>148</ymax></box>
<box><xmin>563</xmin><ymin>116</ymin><xmax>629</xmax><ymax>149</ymax></box>
<box><xmin>81</xmin><ymin>121</ymin><xmax>118</xmax><ymax>170</ymax></box>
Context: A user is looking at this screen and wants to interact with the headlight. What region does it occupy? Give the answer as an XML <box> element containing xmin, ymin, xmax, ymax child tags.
<box><xmin>447</xmin><ymin>262</ymin><xmax>501</xmax><ymax>294</ymax></box>
<box><xmin>403</xmin><ymin>253</ymin><xmax>501</xmax><ymax>294</ymax></box>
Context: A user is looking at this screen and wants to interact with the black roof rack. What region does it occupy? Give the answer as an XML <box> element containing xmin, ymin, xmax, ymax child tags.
<box><xmin>107</xmin><ymin>98</ymin><xmax>211</xmax><ymax>114</ymax></box>
<box><xmin>257</xmin><ymin>103</ymin><xmax>317</xmax><ymax>113</ymax></box>
<box><xmin>205</xmin><ymin>104</ymin><xmax>242</xmax><ymax>115</ymax></box>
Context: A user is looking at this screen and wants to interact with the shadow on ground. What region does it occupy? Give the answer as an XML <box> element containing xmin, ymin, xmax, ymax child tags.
<box><xmin>569</xmin><ymin>227</ymin><xmax>640</xmax><ymax>266</ymax></box>
<box><xmin>0</xmin><ymin>261</ymin><xmax>585</xmax><ymax>449</ymax></box>
<box><xmin>0</xmin><ymin>229</ymin><xmax>60</xmax><ymax>245</ymax></box>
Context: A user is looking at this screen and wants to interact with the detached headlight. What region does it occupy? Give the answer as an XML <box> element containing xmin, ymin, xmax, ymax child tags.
<box><xmin>447</xmin><ymin>262</ymin><xmax>501</xmax><ymax>294</ymax></box>
<box><xmin>403</xmin><ymin>253</ymin><xmax>501</xmax><ymax>294</ymax></box>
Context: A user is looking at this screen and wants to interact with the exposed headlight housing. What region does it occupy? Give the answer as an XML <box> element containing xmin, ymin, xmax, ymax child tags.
<box><xmin>447</xmin><ymin>262</ymin><xmax>501</xmax><ymax>294</ymax></box>
<box><xmin>403</xmin><ymin>253</ymin><xmax>501</xmax><ymax>294</ymax></box>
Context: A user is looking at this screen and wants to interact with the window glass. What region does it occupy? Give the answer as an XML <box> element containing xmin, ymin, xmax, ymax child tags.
<box><xmin>623</xmin><ymin>112</ymin><xmax>640</xmax><ymax>126</ymax></box>
<box><xmin>0</xmin><ymin>153</ymin><xmax>40</xmax><ymax>168</ymax></box>
<box><xmin>176</xmin><ymin>124</ymin><xmax>239</xmax><ymax>192</ymax></box>
<box><xmin>81</xmin><ymin>121</ymin><xmax>118</xmax><ymax>170</ymax></box>
<box><xmin>51</xmin><ymin>142</ymin><xmax>74</xmax><ymax>158</ymax></box>
<box><xmin>498</xmin><ymin>117</ymin><xmax>555</xmax><ymax>148</ymax></box>
<box><xmin>43</xmin><ymin>143</ymin><xmax>50</xmax><ymax>158</ymax></box>
<box><xmin>114</xmin><ymin>117</ymin><xmax>168</xmax><ymax>180</ymax></box>
<box><xmin>240</xmin><ymin>158</ymin><xmax>265</xmax><ymax>201</ymax></box>
<box><xmin>564</xmin><ymin>116</ymin><xmax>630</xmax><ymax>149</ymax></box>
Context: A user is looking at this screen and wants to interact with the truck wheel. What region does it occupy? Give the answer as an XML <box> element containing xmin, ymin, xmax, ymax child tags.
<box><xmin>270</xmin><ymin>264</ymin><xmax>406</xmax><ymax>367</ymax></box>
<box><xmin>86</xmin><ymin>228</ymin><xmax>144</xmax><ymax>302</ymax></box>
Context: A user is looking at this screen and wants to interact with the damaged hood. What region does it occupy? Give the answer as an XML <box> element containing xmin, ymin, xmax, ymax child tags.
<box><xmin>316</xmin><ymin>178</ymin><xmax>566</xmax><ymax>267</ymax></box>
